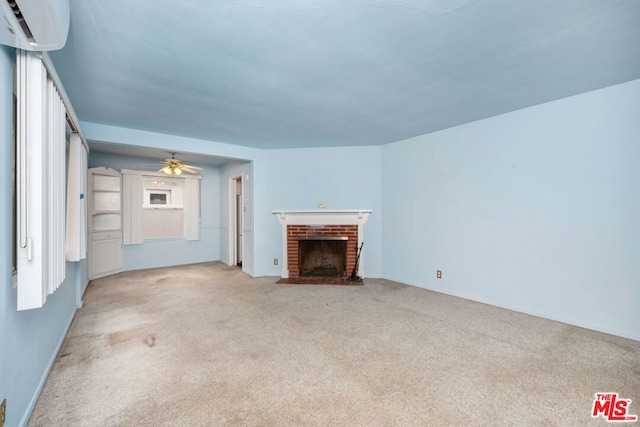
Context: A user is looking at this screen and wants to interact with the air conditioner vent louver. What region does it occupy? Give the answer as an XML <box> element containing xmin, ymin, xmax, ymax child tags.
<box><xmin>5</xmin><ymin>0</ymin><xmax>35</xmax><ymax>42</ymax></box>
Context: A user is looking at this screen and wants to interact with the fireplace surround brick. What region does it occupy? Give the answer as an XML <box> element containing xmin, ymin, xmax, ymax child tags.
<box><xmin>287</xmin><ymin>225</ymin><xmax>358</xmax><ymax>278</ymax></box>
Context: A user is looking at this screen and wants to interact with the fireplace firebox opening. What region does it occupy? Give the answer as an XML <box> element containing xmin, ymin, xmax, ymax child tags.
<box><xmin>297</xmin><ymin>236</ymin><xmax>348</xmax><ymax>278</ymax></box>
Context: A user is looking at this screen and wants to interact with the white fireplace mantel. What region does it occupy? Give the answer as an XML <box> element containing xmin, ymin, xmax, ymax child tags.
<box><xmin>273</xmin><ymin>210</ymin><xmax>371</xmax><ymax>226</ymax></box>
<box><xmin>273</xmin><ymin>210</ymin><xmax>371</xmax><ymax>278</ymax></box>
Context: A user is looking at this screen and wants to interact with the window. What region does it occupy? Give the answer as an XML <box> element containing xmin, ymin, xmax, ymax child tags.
<box><xmin>142</xmin><ymin>177</ymin><xmax>183</xmax><ymax>208</ymax></box>
<box><xmin>149</xmin><ymin>192</ymin><xmax>168</xmax><ymax>205</ymax></box>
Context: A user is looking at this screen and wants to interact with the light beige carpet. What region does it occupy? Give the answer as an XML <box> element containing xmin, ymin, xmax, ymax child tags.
<box><xmin>29</xmin><ymin>262</ymin><xmax>639</xmax><ymax>426</ymax></box>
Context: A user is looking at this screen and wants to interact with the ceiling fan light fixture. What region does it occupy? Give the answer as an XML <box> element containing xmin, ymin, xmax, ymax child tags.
<box><xmin>159</xmin><ymin>152</ymin><xmax>200</xmax><ymax>175</ymax></box>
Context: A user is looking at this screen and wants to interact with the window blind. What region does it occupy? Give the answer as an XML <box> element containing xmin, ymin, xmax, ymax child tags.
<box><xmin>16</xmin><ymin>51</ymin><xmax>67</xmax><ymax>310</ymax></box>
<box><xmin>65</xmin><ymin>133</ymin><xmax>88</xmax><ymax>261</ymax></box>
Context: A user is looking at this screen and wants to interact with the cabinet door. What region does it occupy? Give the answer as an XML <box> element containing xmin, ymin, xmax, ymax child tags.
<box><xmin>90</xmin><ymin>237</ymin><xmax>123</xmax><ymax>279</ymax></box>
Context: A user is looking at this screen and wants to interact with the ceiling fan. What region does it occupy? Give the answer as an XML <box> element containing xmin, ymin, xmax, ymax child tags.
<box><xmin>159</xmin><ymin>153</ymin><xmax>201</xmax><ymax>176</ymax></box>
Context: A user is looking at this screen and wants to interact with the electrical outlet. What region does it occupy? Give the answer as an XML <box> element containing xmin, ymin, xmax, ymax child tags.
<box><xmin>1</xmin><ymin>398</ymin><xmax>6</xmax><ymax>427</ymax></box>
<box><xmin>317</xmin><ymin>203</ymin><xmax>325</xmax><ymax>209</ymax></box>
<box><xmin>436</xmin><ymin>270</ymin><xmax>442</xmax><ymax>279</ymax></box>
<box><xmin>273</xmin><ymin>258</ymin><xmax>279</xmax><ymax>266</ymax></box>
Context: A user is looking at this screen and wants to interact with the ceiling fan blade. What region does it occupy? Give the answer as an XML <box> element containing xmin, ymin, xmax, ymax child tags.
<box><xmin>180</xmin><ymin>168</ymin><xmax>199</xmax><ymax>175</ymax></box>
<box><xmin>182</xmin><ymin>164</ymin><xmax>201</xmax><ymax>171</ymax></box>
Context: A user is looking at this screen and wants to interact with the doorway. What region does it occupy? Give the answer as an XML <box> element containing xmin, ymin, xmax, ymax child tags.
<box><xmin>229</xmin><ymin>176</ymin><xmax>243</xmax><ymax>266</ymax></box>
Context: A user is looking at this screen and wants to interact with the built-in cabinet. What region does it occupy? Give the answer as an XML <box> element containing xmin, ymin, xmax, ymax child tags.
<box><xmin>88</xmin><ymin>167</ymin><xmax>123</xmax><ymax>279</ymax></box>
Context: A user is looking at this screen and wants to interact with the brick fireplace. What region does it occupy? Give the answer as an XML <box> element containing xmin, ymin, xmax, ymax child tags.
<box><xmin>288</xmin><ymin>225</ymin><xmax>357</xmax><ymax>278</ymax></box>
<box><xmin>273</xmin><ymin>210</ymin><xmax>371</xmax><ymax>279</ymax></box>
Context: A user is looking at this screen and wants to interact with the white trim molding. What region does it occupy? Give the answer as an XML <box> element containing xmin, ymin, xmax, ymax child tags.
<box><xmin>272</xmin><ymin>210</ymin><xmax>371</xmax><ymax>278</ymax></box>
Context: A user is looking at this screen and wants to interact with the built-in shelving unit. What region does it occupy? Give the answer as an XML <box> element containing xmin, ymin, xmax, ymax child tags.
<box><xmin>88</xmin><ymin>167</ymin><xmax>123</xmax><ymax>279</ymax></box>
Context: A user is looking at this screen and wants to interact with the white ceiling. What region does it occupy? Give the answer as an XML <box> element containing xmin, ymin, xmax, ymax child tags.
<box><xmin>50</xmin><ymin>0</ymin><xmax>640</xmax><ymax>150</ymax></box>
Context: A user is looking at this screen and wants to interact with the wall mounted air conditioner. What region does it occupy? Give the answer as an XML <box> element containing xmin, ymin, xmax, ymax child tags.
<box><xmin>0</xmin><ymin>0</ymin><xmax>70</xmax><ymax>51</ymax></box>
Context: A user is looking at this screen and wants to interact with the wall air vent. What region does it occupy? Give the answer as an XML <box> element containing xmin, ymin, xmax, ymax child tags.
<box><xmin>0</xmin><ymin>0</ymin><xmax>70</xmax><ymax>51</ymax></box>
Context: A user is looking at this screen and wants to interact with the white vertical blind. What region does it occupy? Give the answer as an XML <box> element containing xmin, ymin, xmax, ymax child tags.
<box><xmin>16</xmin><ymin>51</ymin><xmax>67</xmax><ymax>310</ymax></box>
<box><xmin>45</xmin><ymin>77</ymin><xmax>66</xmax><ymax>295</ymax></box>
<box><xmin>183</xmin><ymin>178</ymin><xmax>200</xmax><ymax>241</ymax></box>
<box><xmin>65</xmin><ymin>133</ymin><xmax>88</xmax><ymax>261</ymax></box>
<box><xmin>122</xmin><ymin>173</ymin><xmax>143</xmax><ymax>245</ymax></box>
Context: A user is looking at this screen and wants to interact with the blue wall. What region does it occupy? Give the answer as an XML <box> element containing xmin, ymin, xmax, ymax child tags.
<box><xmin>0</xmin><ymin>46</ymin><xmax>84</xmax><ymax>427</ymax></box>
<box><xmin>89</xmin><ymin>152</ymin><xmax>222</xmax><ymax>270</ymax></box>
<box><xmin>382</xmin><ymin>79</ymin><xmax>640</xmax><ymax>341</ymax></box>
